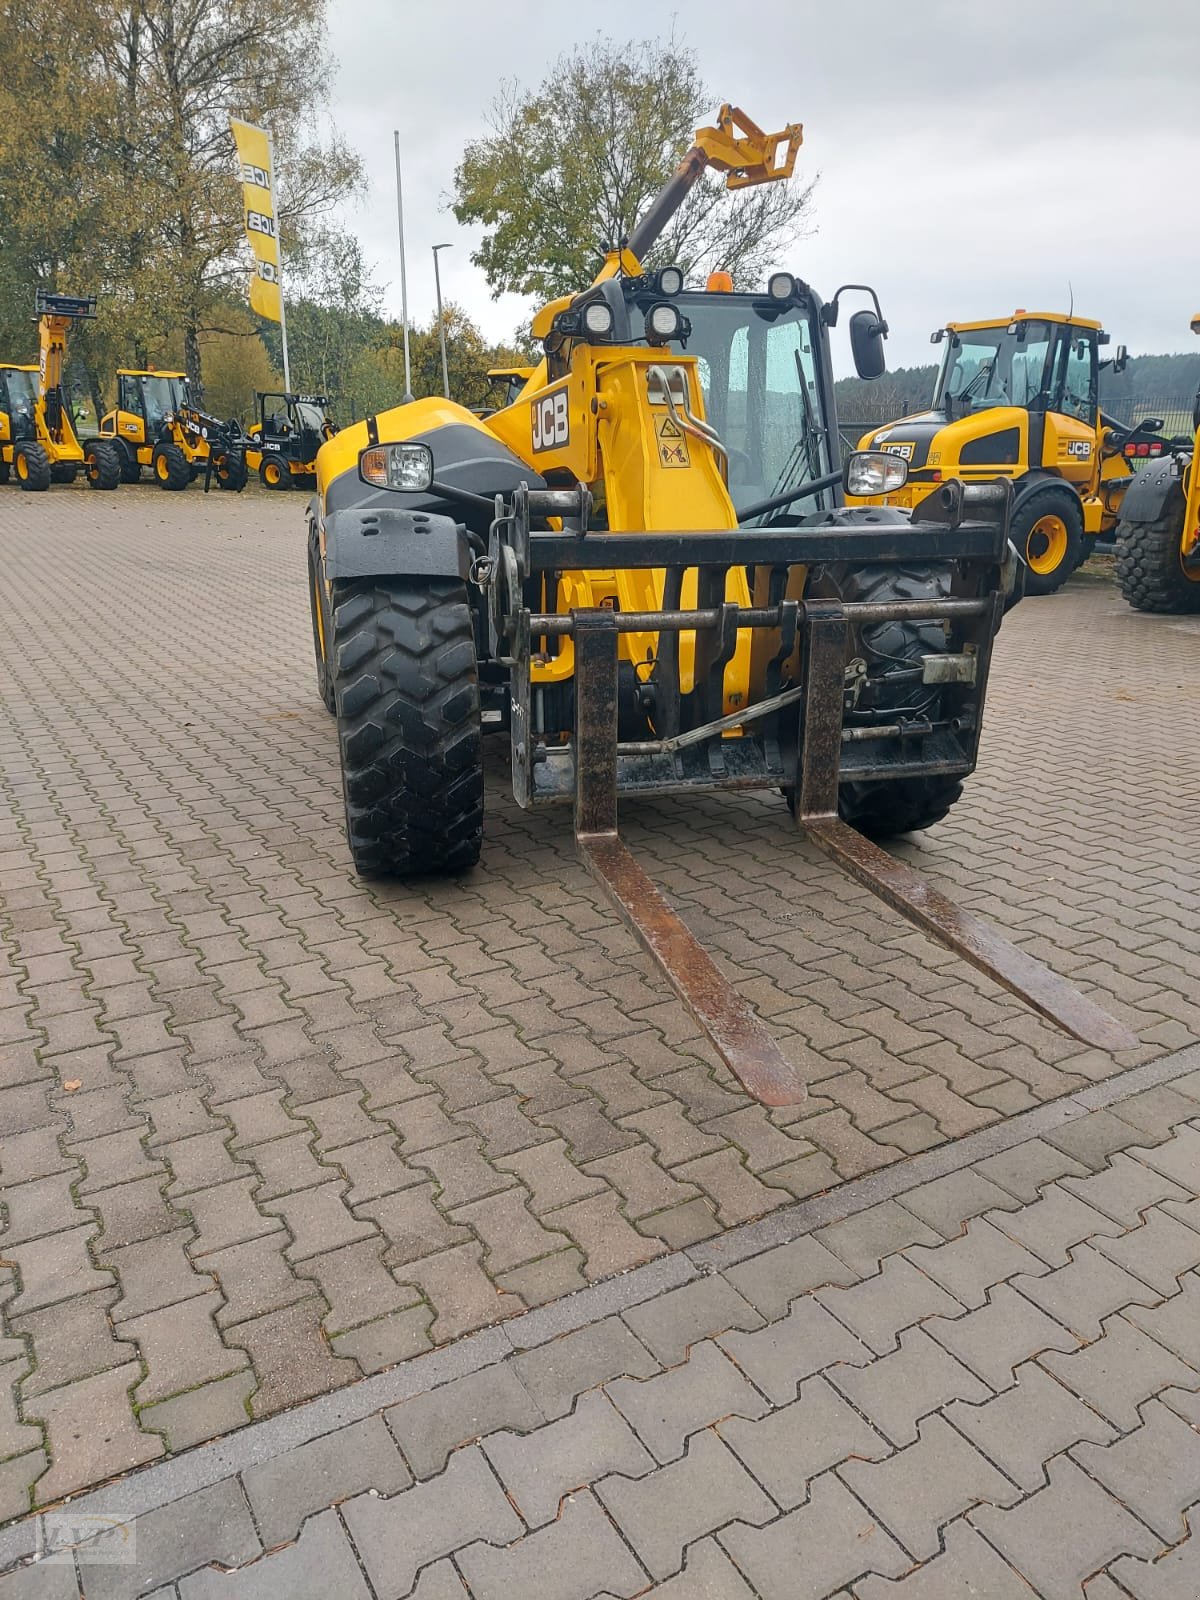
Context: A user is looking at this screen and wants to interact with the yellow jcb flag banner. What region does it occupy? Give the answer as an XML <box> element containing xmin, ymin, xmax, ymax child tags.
<box><xmin>230</xmin><ymin>118</ymin><xmax>282</xmax><ymax>323</ymax></box>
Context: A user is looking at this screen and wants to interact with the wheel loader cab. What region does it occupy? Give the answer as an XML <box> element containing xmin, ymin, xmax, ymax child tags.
<box><xmin>0</xmin><ymin>367</ymin><xmax>39</xmax><ymax>443</ymax></box>
<box><xmin>107</xmin><ymin>371</ymin><xmax>190</xmax><ymax>445</ymax></box>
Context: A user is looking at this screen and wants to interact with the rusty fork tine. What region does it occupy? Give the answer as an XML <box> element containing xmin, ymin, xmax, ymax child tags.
<box><xmin>804</xmin><ymin>816</ymin><xmax>1139</xmax><ymax>1054</ymax></box>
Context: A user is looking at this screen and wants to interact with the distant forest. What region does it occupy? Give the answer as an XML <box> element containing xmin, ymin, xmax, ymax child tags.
<box><xmin>835</xmin><ymin>349</ymin><xmax>1200</xmax><ymax>425</ymax></box>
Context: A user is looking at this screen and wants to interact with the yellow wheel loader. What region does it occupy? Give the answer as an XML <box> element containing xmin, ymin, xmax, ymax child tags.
<box><xmin>856</xmin><ymin>312</ymin><xmax>1166</xmax><ymax>596</ymax></box>
<box><xmin>307</xmin><ymin>106</ymin><xmax>1134</xmax><ymax>1106</ymax></box>
<box><xmin>1113</xmin><ymin>314</ymin><xmax>1200</xmax><ymax>613</ymax></box>
<box><xmin>97</xmin><ymin>370</ymin><xmax>248</xmax><ymax>491</ymax></box>
<box><xmin>244</xmin><ymin>392</ymin><xmax>336</xmax><ymax>490</ymax></box>
<box><xmin>0</xmin><ymin>294</ymin><xmax>121</xmax><ymax>491</ymax></box>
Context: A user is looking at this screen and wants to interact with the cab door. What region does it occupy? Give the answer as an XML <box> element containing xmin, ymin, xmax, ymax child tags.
<box><xmin>1040</xmin><ymin>327</ymin><xmax>1098</xmax><ymax>490</ymax></box>
<box><xmin>114</xmin><ymin>375</ymin><xmax>147</xmax><ymax>447</ymax></box>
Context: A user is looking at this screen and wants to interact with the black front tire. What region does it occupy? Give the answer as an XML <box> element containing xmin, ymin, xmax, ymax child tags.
<box><xmin>331</xmin><ymin>579</ymin><xmax>483</xmax><ymax>877</ymax></box>
<box><xmin>84</xmin><ymin>442</ymin><xmax>121</xmax><ymax>490</ymax></box>
<box><xmin>260</xmin><ymin>457</ymin><xmax>290</xmax><ymax>490</ymax></box>
<box><xmin>804</xmin><ymin>558</ymin><xmax>965</xmax><ymax>838</ymax></box>
<box><xmin>1010</xmin><ymin>485</ymin><xmax>1084</xmax><ymax>596</ymax></box>
<box><xmin>215</xmin><ymin>449</ymin><xmax>248</xmax><ymax>492</ymax></box>
<box><xmin>152</xmin><ymin>442</ymin><xmax>190</xmax><ymax>491</ymax></box>
<box><xmin>1115</xmin><ymin>494</ymin><xmax>1200</xmax><ymax>614</ymax></box>
<box><xmin>15</xmin><ymin>443</ymin><xmax>51</xmax><ymax>492</ymax></box>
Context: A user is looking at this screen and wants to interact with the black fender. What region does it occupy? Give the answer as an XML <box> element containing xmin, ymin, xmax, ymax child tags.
<box><xmin>1113</xmin><ymin>454</ymin><xmax>1187</xmax><ymax>526</ymax></box>
<box><xmin>322</xmin><ymin>506</ymin><xmax>470</xmax><ymax>582</ymax></box>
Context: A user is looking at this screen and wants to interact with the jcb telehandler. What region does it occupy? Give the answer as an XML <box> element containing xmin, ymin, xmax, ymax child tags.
<box><xmin>307</xmin><ymin>106</ymin><xmax>1134</xmax><ymax>1106</ymax></box>
<box><xmin>244</xmin><ymin>391</ymin><xmax>336</xmax><ymax>490</ymax></box>
<box><xmin>1113</xmin><ymin>313</ymin><xmax>1200</xmax><ymax>613</ymax></box>
<box><xmin>856</xmin><ymin>312</ymin><xmax>1166</xmax><ymax>595</ymax></box>
<box><xmin>0</xmin><ymin>294</ymin><xmax>121</xmax><ymax>491</ymax></box>
<box><xmin>97</xmin><ymin>370</ymin><xmax>248</xmax><ymax>491</ymax></box>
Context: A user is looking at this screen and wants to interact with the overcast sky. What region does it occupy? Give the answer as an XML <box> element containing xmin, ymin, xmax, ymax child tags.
<box><xmin>322</xmin><ymin>0</ymin><xmax>1200</xmax><ymax>375</ymax></box>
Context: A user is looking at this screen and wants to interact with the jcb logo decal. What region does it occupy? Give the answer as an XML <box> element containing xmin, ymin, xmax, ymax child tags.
<box><xmin>882</xmin><ymin>442</ymin><xmax>914</xmax><ymax>460</ymax></box>
<box><xmin>1066</xmin><ymin>440</ymin><xmax>1092</xmax><ymax>458</ymax></box>
<box><xmin>531</xmin><ymin>389</ymin><xmax>569</xmax><ymax>452</ymax></box>
<box><xmin>239</xmin><ymin>162</ymin><xmax>271</xmax><ymax>190</ymax></box>
<box><xmin>246</xmin><ymin>210</ymin><xmax>277</xmax><ymax>239</ymax></box>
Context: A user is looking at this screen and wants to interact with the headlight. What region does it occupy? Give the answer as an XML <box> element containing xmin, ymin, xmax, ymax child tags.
<box><xmin>359</xmin><ymin>441</ymin><xmax>434</xmax><ymax>492</ymax></box>
<box><xmin>583</xmin><ymin>301</ymin><xmax>614</xmax><ymax>336</ymax></box>
<box><xmin>844</xmin><ymin>449</ymin><xmax>909</xmax><ymax>497</ymax></box>
<box><xmin>645</xmin><ymin>302</ymin><xmax>682</xmax><ymax>344</ymax></box>
<box><xmin>767</xmin><ymin>271</ymin><xmax>797</xmax><ymax>301</ymax></box>
<box><xmin>655</xmin><ymin>265</ymin><xmax>684</xmax><ymax>297</ymax></box>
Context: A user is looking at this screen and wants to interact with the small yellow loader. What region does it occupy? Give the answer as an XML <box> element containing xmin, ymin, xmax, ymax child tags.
<box><xmin>0</xmin><ymin>294</ymin><xmax>120</xmax><ymax>491</ymax></box>
<box><xmin>244</xmin><ymin>391</ymin><xmax>336</xmax><ymax>490</ymax></box>
<box><xmin>306</xmin><ymin>106</ymin><xmax>1135</xmax><ymax>1108</ymax></box>
<box><xmin>1113</xmin><ymin>314</ymin><xmax>1200</xmax><ymax>613</ymax></box>
<box><xmin>97</xmin><ymin>370</ymin><xmax>248</xmax><ymax>491</ymax></box>
<box><xmin>856</xmin><ymin>311</ymin><xmax>1168</xmax><ymax>595</ymax></box>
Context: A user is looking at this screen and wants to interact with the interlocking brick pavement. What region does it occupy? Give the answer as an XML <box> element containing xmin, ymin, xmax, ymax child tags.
<box><xmin>0</xmin><ymin>489</ymin><xmax>1198</xmax><ymax>1517</ymax></box>
<box><xmin>0</xmin><ymin>1057</ymin><xmax>1196</xmax><ymax>1593</ymax></box>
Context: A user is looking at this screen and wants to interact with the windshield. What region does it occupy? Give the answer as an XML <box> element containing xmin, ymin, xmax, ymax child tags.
<box><xmin>294</xmin><ymin>403</ymin><xmax>325</xmax><ymax>433</ymax></box>
<box><xmin>1</xmin><ymin>369</ymin><xmax>39</xmax><ymax>437</ymax></box>
<box><xmin>140</xmin><ymin>376</ymin><xmax>187</xmax><ymax>427</ymax></box>
<box><xmin>682</xmin><ymin>298</ymin><xmax>831</xmax><ymax>517</ymax></box>
<box><xmin>935</xmin><ymin>323</ymin><xmax>1054</xmax><ymax>412</ymax></box>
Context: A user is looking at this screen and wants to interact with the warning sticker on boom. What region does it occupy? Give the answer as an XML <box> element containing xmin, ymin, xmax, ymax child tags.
<box><xmin>655</xmin><ymin>414</ymin><xmax>691</xmax><ymax>468</ymax></box>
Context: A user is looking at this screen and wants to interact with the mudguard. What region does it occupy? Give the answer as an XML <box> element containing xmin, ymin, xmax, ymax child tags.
<box><xmin>1114</xmin><ymin>455</ymin><xmax>1186</xmax><ymax>525</ymax></box>
<box><xmin>322</xmin><ymin>506</ymin><xmax>469</xmax><ymax>581</ymax></box>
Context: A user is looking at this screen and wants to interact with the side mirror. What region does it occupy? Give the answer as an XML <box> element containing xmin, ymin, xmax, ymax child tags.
<box><xmin>1113</xmin><ymin>344</ymin><xmax>1128</xmax><ymax>375</ymax></box>
<box><xmin>849</xmin><ymin>310</ymin><xmax>887</xmax><ymax>380</ymax></box>
<box><xmin>844</xmin><ymin>449</ymin><xmax>908</xmax><ymax>497</ymax></box>
<box><xmin>359</xmin><ymin>440</ymin><xmax>433</xmax><ymax>491</ymax></box>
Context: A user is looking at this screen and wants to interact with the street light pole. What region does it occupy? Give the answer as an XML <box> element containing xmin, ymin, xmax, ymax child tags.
<box><xmin>432</xmin><ymin>243</ymin><xmax>452</xmax><ymax>400</ymax></box>
<box><xmin>392</xmin><ymin>130</ymin><xmax>414</xmax><ymax>404</ymax></box>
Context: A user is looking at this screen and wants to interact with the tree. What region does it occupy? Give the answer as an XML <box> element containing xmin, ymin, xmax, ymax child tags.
<box><xmin>0</xmin><ymin>0</ymin><xmax>363</xmax><ymax>398</ymax></box>
<box><xmin>452</xmin><ymin>35</ymin><xmax>817</xmax><ymax>302</ymax></box>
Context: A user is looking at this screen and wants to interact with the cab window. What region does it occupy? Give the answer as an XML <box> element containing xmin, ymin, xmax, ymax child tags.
<box><xmin>1056</xmin><ymin>331</ymin><xmax>1097</xmax><ymax>422</ymax></box>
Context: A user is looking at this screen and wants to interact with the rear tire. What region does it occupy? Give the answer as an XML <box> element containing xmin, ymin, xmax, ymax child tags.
<box><xmin>260</xmin><ymin>456</ymin><xmax>290</xmax><ymax>490</ymax></box>
<box><xmin>14</xmin><ymin>443</ymin><xmax>51</xmax><ymax>492</ymax></box>
<box><xmin>1010</xmin><ymin>485</ymin><xmax>1084</xmax><ymax>596</ymax></box>
<box><xmin>0</xmin><ymin>461</ymin><xmax>9</xmax><ymax>485</ymax></box>
<box><xmin>152</xmin><ymin>442</ymin><xmax>190</xmax><ymax>491</ymax></box>
<box><xmin>84</xmin><ymin>442</ymin><xmax>121</xmax><ymax>490</ymax></box>
<box><xmin>331</xmin><ymin>579</ymin><xmax>483</xmax><ymax>877</ymax></box>
<box><xmin>804</xmin><ymin>559</ymin><xmax>965</xmax><ymax>837</ymax></box>
<box><xmin>1115</xmin><ymin>492</ymin><xmax>1200</xmax><ymax>614</ymax></box>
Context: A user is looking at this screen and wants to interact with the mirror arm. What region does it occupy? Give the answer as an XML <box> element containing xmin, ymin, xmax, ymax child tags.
<box><xmin>736</xmin><ymin>467</ymin><xmax>842</xmax><ymax>524</ymax></box>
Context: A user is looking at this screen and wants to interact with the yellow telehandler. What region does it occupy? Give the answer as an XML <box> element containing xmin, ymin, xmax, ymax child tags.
<box><xmin>1113</xmin><ymin>314</ymin><xmax>1200</xmax><ymax>613</ymax></box>
<box><xmin>0</xmin><ymin>294</ymin><xmax>121</xmax><ymax>491</ymax></box>
<box><xmin>306</xmin><ymin>106</ymin><xmax>1134</xmax><ymax>1106</ymax></box>
<box><xmin>97</xmin><ymin>369</ymin><xmax>248</xmax><ymax>491</ymax></box>
<box><xmin>855</xmin><ymin>311</ymin><xmax>1168</xmax><ymax>595</ymax></box>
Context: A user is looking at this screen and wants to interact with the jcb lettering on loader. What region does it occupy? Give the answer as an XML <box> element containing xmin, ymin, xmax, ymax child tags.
<box><xmin>307</xmin><ymin>105</ymin><xmax>1136</xmax><ymax>1106</ymax></box>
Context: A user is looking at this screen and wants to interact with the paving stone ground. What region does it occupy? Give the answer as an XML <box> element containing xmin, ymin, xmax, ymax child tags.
<box><xmin>0</xmin><ymin>1062</ymin><xmax>1196</xmax><ymax>1597</ymax></box>
<box><xmin>0</xmin><ymin>486</ymin><xmax>1198</xmax><ymax>1530</ymax></box>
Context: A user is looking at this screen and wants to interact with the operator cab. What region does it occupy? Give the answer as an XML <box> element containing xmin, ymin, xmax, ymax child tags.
<box><xmin>117</xmin><ymin>371</ymin><xmax>190</xmax><ymax>435</ymax></box>
<box><xmin>931</xmin><ymin>315</ymin><xmax>1106</xmax><ymax>425</ymax></box>
<box><xmin>0</xmin><ymin>367</ymin><xmax>39</xmax><ymax>441</ymax></box>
